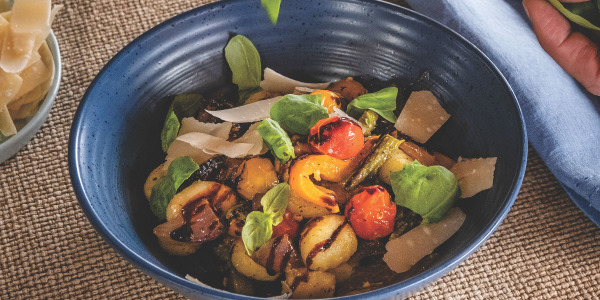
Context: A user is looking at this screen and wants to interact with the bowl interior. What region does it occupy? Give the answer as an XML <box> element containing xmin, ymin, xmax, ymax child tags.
<box><xmin>69</xmin><ymin>0</ymin><xmax>526</xmax><ymax>299</ymax></box>
<box><xmin>0</xmin><ymin>32</ymin><xmax>61</xmax><ymax>163</ymax></box>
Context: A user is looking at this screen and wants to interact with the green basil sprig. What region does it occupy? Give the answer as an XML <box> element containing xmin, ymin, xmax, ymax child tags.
<box><xmin>224</xmin><ymin>35</ymin><xmax>263</xmax><ymax>104</ymax></box>
<box><xmin>241</xmin><ymin>183</ymin><xmax>290</xmax><ymax>254</ymax></box>
<box><xmin>548</xmin><ymin>0</ymin><xmax>600</xmax><ymax>31</ymax></box>
<box><xmin>347</xmin><ymin>87</ymin><xmax>398</xmax><ymax>123</ymax></box>
<box><xmin>391</xmin><ymin>161</ymin><xmax>459</xmax><ymax>224</ymax></box>
<box><xmin>149</xmin><ymin>156</ymin><xmax>199</xmax><ymax>220</ymax></box>
<box><xmin>270</xmin><ymin>94</ymin><xmax>329</xmax><ymax>135</ymax></box>
<box><xmin>261</xmin><ymin>0</ymin><xmax>282</xmax><ymax>24</ymax></box>
<box><xmin>160</xmin><ymin>94</ymin><xmax>204</xmax><ymax>152</ymax></box>
<box><xmin>257</xmin><ymin>118</ymin><xmax>295</xmax><ymax>163</ymax></box>
<box><xmin>260</xmin><ymin>182</ymin><xmax>290</xmax><ymax>225</ymax></box>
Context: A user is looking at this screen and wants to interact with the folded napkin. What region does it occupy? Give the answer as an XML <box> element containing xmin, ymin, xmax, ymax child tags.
<box><xmin>404</xmin><ymin>0</ymin><xmax>600</xmax><ymax>217</ymax></box>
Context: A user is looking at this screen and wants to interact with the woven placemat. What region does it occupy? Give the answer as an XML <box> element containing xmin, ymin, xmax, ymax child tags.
<box><xmin>1</xmin><ymin>0</ymin><xmax>599</xmax><ymax>299</ymax></box>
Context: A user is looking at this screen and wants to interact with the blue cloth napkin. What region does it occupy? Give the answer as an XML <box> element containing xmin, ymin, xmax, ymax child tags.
<box><xmin>404</xmin><ymin>0</ymin><xmax>600</xmax><ymax>215</ymax></box>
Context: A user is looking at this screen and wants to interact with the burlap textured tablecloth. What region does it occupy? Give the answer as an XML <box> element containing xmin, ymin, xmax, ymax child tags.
<box><xmin>1</xmin><ymin>0</ymin><xmax>599</xmax><ymax>299</ymax></box>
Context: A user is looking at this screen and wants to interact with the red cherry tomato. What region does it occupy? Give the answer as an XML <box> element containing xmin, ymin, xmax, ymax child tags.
<box><xmin>345</xmin><ymin>185</ymin><xmax>396</xmax><ymax>240</ymax></box>
<box><xmin>272</xmin><ymin>211</ymin><xmax>300</xmax><ymax>239</ymax></box>
<box><xmin>308</xmin><ymin>116</ymin><xmax>364</xmax><ymax>160</ymax></box>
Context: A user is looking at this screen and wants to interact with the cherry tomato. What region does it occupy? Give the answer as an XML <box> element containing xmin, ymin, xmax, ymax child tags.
<box><xmin>308</xmin><ymin>116</ymin><xmax>364</xmax><ymax>160</ymax></box>
<box><xmin>310</xmin><ymin>90</ymin><xmax>343</xmax><ymax>113</ymax></box>
<box><xmin>345</xmin><ymin>185</ymin><xmax>396</xmax><ymax>240</ymax></box>
<box><xmin>272</xmin><ymin>211</ymin><xmax>300</xmax><ymax>239</ymax></box>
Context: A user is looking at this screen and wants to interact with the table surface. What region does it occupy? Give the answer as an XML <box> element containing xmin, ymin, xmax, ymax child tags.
<box><xmin>1</xmin><ymin>0</ymin><xmax>599</xmax><ymax>299</ymax></box>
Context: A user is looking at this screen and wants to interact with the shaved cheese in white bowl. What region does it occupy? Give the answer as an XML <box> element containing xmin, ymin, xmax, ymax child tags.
<box><xmin>260</xmin><ymin>67</ymin><xmax>330</xmax><ymax>94</ymax></box>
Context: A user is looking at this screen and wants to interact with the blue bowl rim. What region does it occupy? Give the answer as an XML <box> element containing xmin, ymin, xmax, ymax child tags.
<box><xmin>0</xmin><ymin>31</ymin><xmax>62</xmax><ymax>164</ymax></box>
<box><xmin>68</xmin><ymin>0</ymin><xmax>528</xmax><ymax>299</ymax></box>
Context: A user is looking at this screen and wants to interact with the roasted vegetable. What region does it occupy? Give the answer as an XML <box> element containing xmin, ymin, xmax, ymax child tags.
<box><xmin>237</xmin><ymin>157</ymin><xmax>279</xmax><ymax>201</ymax></box>
<box><xmin>310</xmin><ymin>89</ymin><xmax>343</xmax><ymax>113</ymax></box>
<box><xmin>378</xmin><ymin>147</ymin><xmax>414</xmax><ymax>185</ymax></box>
<box><xmin>358</xmin><ymin>110</ymin><xmax>379</xmax><ymax>136</ymax></box>
<box><xmin>152</xmin><ymin>181</ymin><xmax>238</xmax><ymax>255</ymax></box>
<box><xmin>343</xmin><ymin>134</ymin><xmax>403</xmax><ymax>191</ymax></box>
<box><xmin>308</xmin><ymin>116</ymin><xmax>365</xmax><ymax>160</ymax></box>
<box><xmin>345</xmin><ymin>186</ymin><xmax>396</xmax><ymax>240</ymax></box>
<box><xmin>328</xmin><ymin>77</ymin><xmax>368</xmax><ymax>101</ymax></box>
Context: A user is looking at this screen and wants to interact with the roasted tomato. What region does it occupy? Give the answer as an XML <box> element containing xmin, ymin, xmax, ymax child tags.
<box><xmin>308</xmin><ymin>116</ymin><xmax>364</xmax><ymax>160</ymax></box>
<box><xmin>345</xmin><ymin>185</ymin><xmax>396</xmax><ymax>240</ymax></box>
<box><xmin>272</xmin><ymin>211</ymin><xmax>300</xmax><ymax>239</ymax></box>
<box><xmin>310</xmin><ymin>90</ymin><xmax>343</xmax><ymax>113</ymax></box>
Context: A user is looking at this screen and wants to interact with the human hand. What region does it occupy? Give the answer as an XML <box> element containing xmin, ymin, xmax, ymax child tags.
<box><xmin>523</xmin><ymin>0</ymin><xmax>600</xmax><ymax>95</ymax></box>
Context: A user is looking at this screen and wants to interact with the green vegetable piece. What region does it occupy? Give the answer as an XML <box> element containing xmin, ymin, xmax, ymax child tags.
<box><xmin>257</xmin><ymin>118</ymin><xmax>295</xmax><ymax>163</ymax></box>
<box><xmin>148</xmin><ymin>156</ymin><xmax>200</xmax><ymax>220</ymax></box>
<box><xmin>548</xmin><ymin>0</ymin><xmax>600</xmax><ymax>31</ymax></box>
<box><xmin>260</xmin><ymin>183</ymin><xmax>290</xmax><ymax>225</ymax></box>
<box><xmin>225</xmin><ymin>35</ymin><xmax>262</xmax><ymax>91</ymax></box>
<box><xmin>358</xmin><ymin>110</ymin><xmax>379</xmax><ymax>136</ymax></box>
<box><xmin>160</xmin><ymin>93</ymin><xmax>204</xmax><ymax>153</ymax></box>
<box><xmin>347</xmin><ymin>87</ymin><xmax>398</xmax><ymax>123</ymax></box>
<box><xmin>391</xmin><ymin>161</ymin><xmax>460</xmax><ymax>224</ymax></box>
<box><xmin>270</xmin><ymin>93</ymin><xmax>329</xmax><ymax>135</ymax></box>
<box><xmin>241</xmin><ymin>211</ymin><xmax>273</xmax><ymax>255</ymax></box>
<box><xmin>343</xmin><ymin>134</ymin><xmax>403</xmax><ymax>191</ymax></box>
<box><xmin>261</xmin><ymin>0</ymin><xmax>282</xmax><ymax>24</ymax></box>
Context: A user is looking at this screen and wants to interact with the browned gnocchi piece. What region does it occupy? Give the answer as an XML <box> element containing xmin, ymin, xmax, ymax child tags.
<box><xmin>285</xmin><ymin>268</ymin><xmax>336</xmax><ymax>299</ymax></box>
<box><xmin>231</xmin><ymin>239</ymin><xmax>279</xmax><ymax>281</ymax></box>
<box><xmin>299</xmin><ymin>214</ymin><xmax>357</xmax><ymax>271</ymax></box>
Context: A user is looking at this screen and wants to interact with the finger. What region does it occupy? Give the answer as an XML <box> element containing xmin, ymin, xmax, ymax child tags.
<box><xmin>524</xmin><ymin>0</ymin><xmax>600</xmax><ymax>95</ymax></box>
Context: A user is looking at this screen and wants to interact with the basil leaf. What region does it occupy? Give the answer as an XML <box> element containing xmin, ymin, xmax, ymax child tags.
<box><xmin>149</xmin><ymin>156</ymin><xmax>200</xmax><ymax>220</ymax></box>
<box><xmin>347</xmin><ymin>87</ymin><xmax>398</xmax><ymax>123</ymax></box>
<box><xmin>160</xmin><ymin>93</ymin><xmax>204</xmax><ymax>153</ymax></box>
<box><xmin>270</xmin><ymin>94</ymin><xmax>329</xmax><ymax>135</ymax></box>
<box><xmin>258</xmin><ymin>118</ymin><xmax>295</xmax><ymax>163</ymax></box>
<box><xmin>261</xmin><ymin>0</ymin><xmax>282</xmax><ymax>24</ymax></box>
<box><xmin>548</xmin><ymin>0</ymin><xmax>600</xmax><ymax>31</ymax></box>
<box><xmin>225</xmin><ymin>35</ymin><xmax>262</xmax><ymax>91</ymax></box>
<box><xmin>241</xmin><ymin>211</ymin><xmax>273</xmax><ymax>255</ymax></box>
<box><xmin>261</xmin><ymin>183</ymin><xmax>290</xmax><ymax>225</ymax></box>
<box><xmin>391</xmin><ymin>161</ymin><xmax>460</xmax><ymax>224</ymax></box>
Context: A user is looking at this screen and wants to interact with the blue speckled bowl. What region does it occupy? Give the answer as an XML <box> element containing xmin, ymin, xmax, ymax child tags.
<box><xmin>0</xmin><ymin>32</ymin><xmax>61</xmax><ymax>164</ymax></box>
<box><xmin>68</xmin><ymin>0</ymin><xmax>527</xmax><ymax>299</ymax></box>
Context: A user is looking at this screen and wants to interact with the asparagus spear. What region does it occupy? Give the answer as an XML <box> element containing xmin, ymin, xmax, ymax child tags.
<box><xmin>343</xmin><ymin>134</ymin><xmax>403</xmax><ymax>191</ymax></box>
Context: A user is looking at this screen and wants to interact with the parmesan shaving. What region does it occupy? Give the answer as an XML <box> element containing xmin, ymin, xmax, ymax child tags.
<box><xmin>383</xmin><ymin>207</ymin><xmax>466</xmax><ymax>273</ymax></box>
<box><xmin>205</xmin><ymin>96</ymin><xmax>281</xmax><ymax>123</ymax></box>
<box><xmin>0</xmin><ymin>1</ymin><xmax>59</xmax><ymax>138</ymax></box>
<box><xmin>179</xmin><ymin>117</ymin><xmax>232</xmax><ymax>139</ymax></box>
<box><xmin>395</xmin><ymin>90</ymin><xmax>450</xmax><ymax>143</ymax></box>
<box><xmin>450</xmin><ymin>157</ymin><xmax>497</xmax><ymax>198</ymax></box>
<box><xmin>233</xmin><ymin>122</ymin><xmax>267</xmax><ymax>156</ymax></box>
<box><xmin>260</xmin><ymin>67</ymin><xmax>330</xmax><ymax>94</ymax></box>
<box><xmin>0</xmin><ymin>0</ymin><xmax>51</xmax><ymax>73</ymax></box>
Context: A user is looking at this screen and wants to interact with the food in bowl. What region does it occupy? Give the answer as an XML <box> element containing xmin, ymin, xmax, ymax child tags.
<box><xmin>0</xmin><ymin>0</ymin><xmax>60</xmax><ymax>143</ymax></box>
<box><xmin>142</xmin><ymin>35</ymin><xmax>497</xmax><ymax>298</ymax></box>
